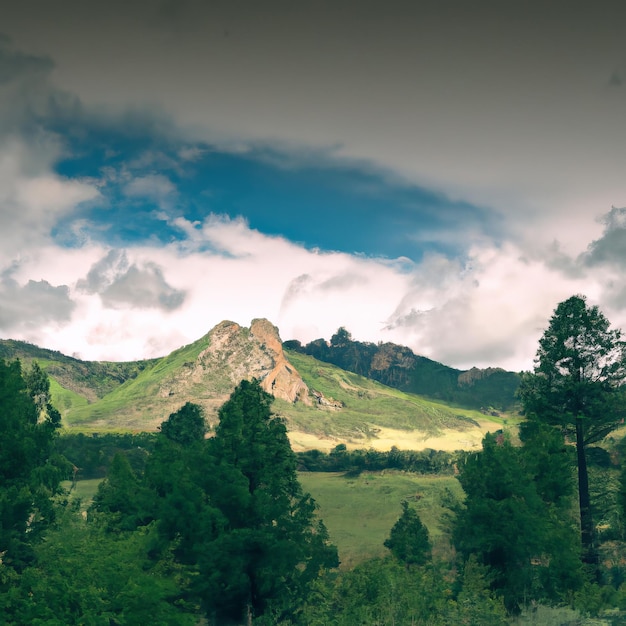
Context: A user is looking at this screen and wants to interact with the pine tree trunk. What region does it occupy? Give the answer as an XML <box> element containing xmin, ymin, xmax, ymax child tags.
<box><xmin>576</xmin><ymin>417</ymin><xmax>597</xmax><ymax>573</ymax></box>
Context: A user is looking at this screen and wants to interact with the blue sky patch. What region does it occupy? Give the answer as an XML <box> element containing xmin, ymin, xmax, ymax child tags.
<box><xmin>51</xmin><ymin>122</ymin><xmax>499</xmax><ymax>261</ymax></box>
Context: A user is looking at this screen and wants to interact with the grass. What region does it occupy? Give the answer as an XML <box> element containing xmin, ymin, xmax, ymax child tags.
<box><xmin>298</xmin><ymin>470</ymin><xmax>464</xmax><ymax>569</ymax></box>
<box><xmin>14</xmin><ymin>329</ymin><xmax>516</xmax><ymax>451</ymax></box>
<box><xmin>281</xmin><ymin>350</ymin><xmax>501</xmax><ymax>439</ymax></box>
<box><xmin>49</xmin><ymin>376</ymin><xmax>89</xmax><ymax>415</ymax></box>
<box><xmin>62</xmin><ymin>333</ymin><xmax>214</xmax><ymax>429</ymax></box>
<box><xmin>62</xmin><ymin>471</ymin><xmax>464</xmax><ymax>570</ymax></box>
<box><xmin>49</xmin><ymin>338</ymin><xmax>506</xmax><ymax>446</ymax></box>
<box><xmin>61</xmin><ymin>479</ymin><xmax>102</xmax><ymax>510</ymax></box>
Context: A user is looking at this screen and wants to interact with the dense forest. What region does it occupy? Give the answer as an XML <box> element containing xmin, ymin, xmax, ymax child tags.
<box><xmin>3</xmin><ymin>295</ymin><xmax>626</xmax><ymax>624</ymax></box>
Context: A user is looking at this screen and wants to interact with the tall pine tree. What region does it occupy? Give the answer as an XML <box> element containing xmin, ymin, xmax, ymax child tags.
<box><xmin>201</xmin><ymin>379</ymin><xmax>338</xmax><ymax>624</ymax></box>
<box><xmin>518</xmin><ymin>295</ymin><xmax>626</xmax><ymax>571</ymax></box>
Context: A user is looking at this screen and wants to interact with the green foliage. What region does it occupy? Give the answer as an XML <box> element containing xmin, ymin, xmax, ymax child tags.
<box><xmin>454</xmin><ymin>432</ymin><xmax>583</xmax><ymax>612</ymax></box>
<box><xmin>0</xmin><ymin>359</ymin><xmax>68</xmax><ymax>573</ymax></box>
<box><xmin>519</xmin><ymin>295</ymin><xmax>626</xmax><ymax>444</ymax></box>
<box><xmin>299</xmin><ymin>555</ymin><xmax>507</xmax><ymax>625</ymax></box>
<box><xmin>98</xmin><ymin>382</ymin><xmax>340</xmax><ymax>623</ymax></box>
<box><xmin>56</xmin><ymin>431</ymin><xmax>156</xmax><ymax>479</ymax></box>
<box><xmin>297</xmin><ymin>446</ymin><xmax>457</xmax><ymax>474</ymax></box>
<box><xmin>299</xmin><ymin>557</ymin><xmax>451</xmax><ymax>625</ymax></box>
<box><xmin>455</xmin><ymin>555</ymin><xmax>508</xmax><ymax>625</ymax></box>
<box><xmin>197</xmin><ymin>379</ymin><xmax>339</xmax><ymax>623</ymax></box>
<box><xmin>91</xmin><ymin>452</ymin><xmax>153</xmax><ymax>531</ymax></box>
<box><xmin>518</xmin><ymin>420</ymin><xmax>576</xmax><ymax>507</ymax></box>
<box><xmin>519</xmin><ymin>295</ymin><xmax>626</xmax><ymax>569</ymax></box>
<box><xmin>1</xmin><ymin>505</ymin><xmax>196</xmax><ymax>625</ymax></box>
<box><xmin>384</xmin><ymin>500</ymin><xmax>431</xmax><ymax>566</ymax></box>
<box><xmin>158</xmin><ymin>401</ymin><xmax>207</xmax><ymax>445</ymax></box>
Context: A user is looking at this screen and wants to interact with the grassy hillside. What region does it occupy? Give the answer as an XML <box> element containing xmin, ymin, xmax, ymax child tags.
<box><xmin>298</xmin><ymin>471</ymin><xmax>463</xmax><ymax>568</ymax></box>
<box><xmin>279</xmin><ymin>350</ymin><xmax>515</xmax><ymax>449</ymax></box>
<box><xmin>1</xmin><ymin>333</ymin><xmax>515</xmax><ymax>449</ymax></box>
<box><xmin>0</xmin><ymin>339</ymin><xmax>155</xmax><ymax>402</ymax></box>
<box><xmin>285</xmin><ymin>333</ymin><xmax>521</xmax><ymax>410</ymax></box>
<box><xmin>61</xmin><ymin>333</ymin><xmax>214</xmax><ymax>430</ymax></box>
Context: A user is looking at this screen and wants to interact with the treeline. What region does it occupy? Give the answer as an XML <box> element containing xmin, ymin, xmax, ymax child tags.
<box><xmin>56</xmin><ymin>433</ymin><xmax>457</xmax><ymax>479</ymax></box>
<box><xmin>2</xmin><ymin>373</ymin><xmax>339</xmax><ymax>624</ymax></box>
<box><xmin>296</xmin><ymin>444</ymin><xmax>457</xmax><ymax>475</ymax></box>
<box><xmin>0</xmin><ymin>360</ymin><xmax>512</xmax><ymax>624</ymax></box>
<box><xmin>284</xmin><ymin>327</ymin><xmax>520</xmax><ymax>410</ymax></box>
<box><xmin>56</xmin><ymin>431</ymin><xmax>157</xmax><ymax>479</ymax></box>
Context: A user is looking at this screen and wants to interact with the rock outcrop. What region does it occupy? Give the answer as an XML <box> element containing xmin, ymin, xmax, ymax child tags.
<box><xmin>194</xmin><ymin>318</ymin><xmax>311</xmax><ymax>405</ymax></box>
<box><xmin>249</xmin><ymin>319</ymin><xmax>311</xmax><ymax>404</ymax></box>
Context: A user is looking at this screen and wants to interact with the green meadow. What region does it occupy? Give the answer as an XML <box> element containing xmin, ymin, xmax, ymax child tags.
<box><xmin>298</xmin><ymin>471</ymin><xmax>463</xmax><ymax>568</ymax></box>
<box><xmin>62</xmin><ymin>471</ymin><xmax>463</xmax><ymax>570</ymax></box>
<box><xmin>61</xmin><ymin>478</ymin><xmax>103</xmax><ymax>510</ymax></box>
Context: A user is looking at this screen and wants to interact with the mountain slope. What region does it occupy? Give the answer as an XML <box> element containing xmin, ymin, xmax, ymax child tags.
<box><xmin>284</xmin><ymin>328</ymin><xmax>521</xmax><ymax>410</ymax></box>
<box><xmin>0</xmin><ymin>339</ymin><xmax>155</xmax><ymax>402</ymax></box>
<box><xmin>0</xmin><ymin>320</ymin><xmax>513</xmax><ymax>450</ymax></box>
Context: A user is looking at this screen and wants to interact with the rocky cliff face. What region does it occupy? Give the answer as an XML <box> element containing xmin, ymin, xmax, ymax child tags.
<box><xmin>195</xmin><ymin>318</ymin><xmax>311</xmax><ymax>405</ymax></box>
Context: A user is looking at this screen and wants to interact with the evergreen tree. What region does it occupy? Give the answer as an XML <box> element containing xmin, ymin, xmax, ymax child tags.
<box><xmin>0</xmin><ymin>359</ymin><xmax>66</xmax><ymax>573</ymax></box>
<box><xmin>146</xmin><ymin>402</ymin><xmax>224</xmax><ymax>566</ymax></box>
<box><xmin>202</xmin><ymin>379</ymin><xmax>338</xmax><ymax>624</ymax></box>
<box><xmin>454</xmin><ymin>432</ymin><xmax>582</xmax><ymax>612</ymax></box>
<box><xmin>158</xmin><ymin>401</ymin><xmax>206</xmax><ymax>445</ymax></box>
<box><xmin>91</xmin><ymin>452</ymin><xmax>152</xmax><ymax>531</ymax></box>
<box><xmin>453</xmin><ymin>555</ymin><xmax>508</xmax><ymax>625</ymax></box>
<box><xmin>518</xmin><ymin>295</ymin><xmax>626</xmax><ymax>570</ymax></box>
<box><xmin>384</xmin><ymin>500</ymin><xmax>431</xmax><ymax>566</ymax></box>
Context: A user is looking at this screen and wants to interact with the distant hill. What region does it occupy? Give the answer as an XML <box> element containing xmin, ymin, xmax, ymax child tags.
<box><xmin>0</xmin><ymin>320</ymin><xmax>516</xmax><ymax>451</ymax></box>
<box><xmin>0</xmin><ymin>339</ymin><xmax>155</xmax><ymax>402</ymax></box>
<box><xmin>283</xmin><ymin>327</ymin><xmax>520</xmax><ymax>411</ymax></box>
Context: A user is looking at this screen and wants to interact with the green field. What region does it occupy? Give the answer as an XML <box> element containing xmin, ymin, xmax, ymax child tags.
<box><xmin>61</xmin><ymin>478</ymin><xmax>103</xmax><ymax>510</ymax></box>
<box><xmin>63</xmin><ymin>471</ymin><xmax>464</xmax><ymax>569</ymax></box>
<box><xmin>298</xmin><ymin>471</ymin><xmax>463</xmax><ymax>568</ymax></box>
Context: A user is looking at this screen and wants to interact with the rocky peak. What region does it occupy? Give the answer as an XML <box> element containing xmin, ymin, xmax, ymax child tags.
<box><xmin>196</xmin><ymin>319</ymin><xmax>311</xmax><ymax>405</ymax></box>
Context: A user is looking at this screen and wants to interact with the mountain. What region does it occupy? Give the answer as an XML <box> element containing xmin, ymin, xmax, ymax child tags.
<box><xmin>284</xmin><ymin>327</ymin><xmax>520</xmax><ymax>411</ymax></box>
<box><xmin>0</xmin><ymin>320</ymin><xmax>515</xmax><ymax>451</ymax></box>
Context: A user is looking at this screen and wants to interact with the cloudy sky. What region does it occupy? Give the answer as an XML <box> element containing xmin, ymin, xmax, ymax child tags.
<box><xmin>1</xmin><ymin>0</ymin><xmax>625</xmax><ymax>371</ymax></box>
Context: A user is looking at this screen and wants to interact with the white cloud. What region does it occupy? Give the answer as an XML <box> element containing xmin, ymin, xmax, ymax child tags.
<box><xmin>0</xmin><ymin>136</ymin><xmax>99</xmax><ymax>257</ymax></box>
<box><xmin>124</xmin><ymin>173</ymin><xmax>177</xmax><ymax>209</ymax></box>
<box><xmin>2</xmin><ymin>210</ymin><xmax>626</xmax><ymax>370</ymax></box>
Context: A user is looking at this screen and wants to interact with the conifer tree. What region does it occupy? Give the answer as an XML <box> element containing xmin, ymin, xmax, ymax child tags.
<box><xmin>454</xmin><ymin>432</ymin><xmax>582</xmax><ymax>611</ymax></box>
<box><xmin>384</xmin><ymin>500</ymin><xmax>431</xmax><ymax>566</ymax></box>
<box><xmin>518</xmin><ymin>295</ymin><xmax>626</xmax><ymax>570</ymax></box>
<box><xmin>0</xmin><ymin>360</ymin><xmax>66</xmax><ymax>572</ymax></box>
<box><xmin>201</xmin><ymin>379</ymin><xmax>338</xmax><ymax>624</ymax></box>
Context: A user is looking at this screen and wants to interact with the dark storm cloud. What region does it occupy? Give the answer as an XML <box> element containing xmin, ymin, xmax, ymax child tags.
<box><xmin>78</xmin><ymin>250</ymin><xmax>185</xmax><ymax>311</ymax></box>
<box><xmin>0</xmin><ymin>35</ymin><xmax>52</xmax><ymax>85</ymax></box>
<box><xmin>0</xmin><ymin>275</ymin><xmax>75</xmax><ymax>330</ymax></box>
<box><xmin>582</xmin><ymin>207</ymin><xmax>626</xmax><ymax>269</ymax></box>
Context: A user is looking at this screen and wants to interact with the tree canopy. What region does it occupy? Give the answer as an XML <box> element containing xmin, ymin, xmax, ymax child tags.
<box><xmin>518</xmin><ymin>295</ymin><xmax>626</xmax><ymax>570</ymax></box>
<box><xmin>0</xmin><ymin>360</ymin><xmax>67</xmax><ymax>573</ymax></box>
<box><xmin>384</xmin><ymin>500</ymin><xmax>431</xmax><ymax>566</ymax></box>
